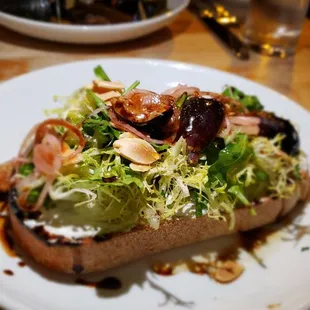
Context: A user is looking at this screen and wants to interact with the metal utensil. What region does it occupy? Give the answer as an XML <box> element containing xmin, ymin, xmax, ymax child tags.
<box><xmin>191</xmin><ymin>0</ymin><xmax>250</xmax><ymax>60</ymax></box>
<box><xmin>205</xmin><ymin>0</ymin><xmax>239</xmax><ymax>26</ymax></box>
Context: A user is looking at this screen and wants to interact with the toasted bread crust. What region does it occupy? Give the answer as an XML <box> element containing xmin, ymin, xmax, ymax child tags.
<box><xmin>9</xmin><ymin>176</ymin><xmax>310</xmax><ymax>274</ymax></box>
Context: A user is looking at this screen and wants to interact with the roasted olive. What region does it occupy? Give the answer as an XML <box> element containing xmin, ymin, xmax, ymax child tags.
<box><xmin>179</xmin><ymin>97</ymin><xmax>225</xmax><ymax>165</ymax></box>
<box><xmin>257</xmin><ymin>113</ymin><xmax>300</xmax><ymax>155</ymax></box>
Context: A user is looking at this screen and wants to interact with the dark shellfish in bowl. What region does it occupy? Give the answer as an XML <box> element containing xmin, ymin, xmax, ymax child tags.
<box><xmin>1</xmin><ymin>0</ymin><xmax>168</xmax><ymax>24</ymax></box>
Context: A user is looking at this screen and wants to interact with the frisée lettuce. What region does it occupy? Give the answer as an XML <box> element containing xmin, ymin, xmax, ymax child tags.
<box><xmin>19</xmin><ymin>66</ymin><xmax>305</xmax><ymax>236</ymax></box>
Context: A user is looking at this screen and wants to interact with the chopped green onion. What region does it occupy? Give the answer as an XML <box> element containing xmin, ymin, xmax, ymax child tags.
<box><xmin>175</xmin><ymin>92</ymin><xmax>187</xmax><ymax>109</ymax></box>
<box><xmin>228</xmin><ymin>185</ymin><xmax>250</xmax><ymax>206</ymax></box>
<box><xmin>94</xmin><ymin>65</ymin><xmax>111</xmax><ymax>82</ymax></box>
<box><xmin>27</xmin><ymin>188</ymin><xmax>40</xmax><ymax>204</ymax></box>
<box><xmin>86</xmin><ymin>89</ymin><xmax>104</xmax><ymax>108</ymax></box>
<box><xmin>151</xmin><ymin>143</ymin><xmax>170</xmax><ymax>152</ymax></box>
<box><xmin>222</xmin><ymin>85</ymin><xmax>264</xmax><ymax>111</ymax></box>
<box><xmin>249</xmin><ymin>207</ymin><xmax>257</xmax><ymax>216</ymax></box>
<box><xmin>256</xmin><ymin>170</ymin><xmax>269</xmax><ymax>182</ymax></box>
<box><xmin>191</xmin><ymin>190</ymin><xmax>208</xmax><ymax>218</ymax></box>
<box><xmin>301</xmin><ymin>246</ymin><xmax>309</xmax><ymax>252</ymax></box>
<box><xmin>19</xmin><ymin>163</ymin><xmax>34</xmax><ymax>177</ymax></box>
<box><xmin>123</xmin><ymin>80</ymin><xmax>140</xmax><ymax>95</ymax></box>
<box><xmin>293</xmin><ymin>164</ymin><xmax>301</xmax><ymax>180</ymax></box>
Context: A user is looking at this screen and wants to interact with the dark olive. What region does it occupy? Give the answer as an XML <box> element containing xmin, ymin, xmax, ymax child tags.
<box><xmin>179</xmin><ymin>97</ymin><xmax>225</xmax><ymax>165</ymax></box>
<box><xmin>258</xmin><ymin>114</ymin><xmax>300</xmax><ymax>155</ymax></box>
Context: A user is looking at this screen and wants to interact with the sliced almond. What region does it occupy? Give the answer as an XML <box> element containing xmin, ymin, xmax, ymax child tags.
<box><xmin>93</xmin><ymin>80</ymin><xmax>125</xmax><ymax>90</ymax></box>
<box><xmin>129</xmin><ymin>163</ymin><xmax>152</xmax><ymax>172</ymax></box>
<box><xmin>95</xmin><ymin>91</ymin><xmax>121</xmax><ymax>102</ymax></box>
<box><xmin>113</xmin><ymin>138</ymin><xmax>159</xmax><ymax>165</ymax></box>
<box><xmin>104</xmin><ymin>100</ymin><xmax>112</xmax><ymax>107</ymax></box>
<box><xmin>213</xmin><ymin>260</ymin><xmax>244</xmax><ymax>284</ymax></box>
<box><xmin>236</xmin><ymin>125</ymin><xmax>260</xmax><ymax>136</ymax></box>
<box><xmin>119</xmin><ymin>132</ymin><xmax>138</xmax><ymax>139</ymax></box>
<box><xmin>84</xmin><ymin>84</ymin><xmax>93</xmax><ymax>90</ymax></box>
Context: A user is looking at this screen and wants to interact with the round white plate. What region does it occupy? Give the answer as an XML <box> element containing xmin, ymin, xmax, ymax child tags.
<box><xmin>0</xmin><ymin>58</ymin><xmax>309</xmax><ymax>310</ymax></box>
<box><xmin>0</xmin><ymin>0</ymin><xmax>189</xmax><ymax>44</ymax></box>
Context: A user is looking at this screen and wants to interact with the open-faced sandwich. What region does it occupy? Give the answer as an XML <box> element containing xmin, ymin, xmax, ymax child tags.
<box><xmin>8</xmin><ymin>66</ymin><xmax>309</xmax><ymax>274</ymax></box>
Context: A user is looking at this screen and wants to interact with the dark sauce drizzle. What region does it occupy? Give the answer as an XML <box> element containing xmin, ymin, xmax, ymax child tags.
<box><xmin>0</xmin><ymin>218</ymin><xmax>16</xmax><ymax>257</ymax></box>
<box><xmin>3</xmin><ymin>269</ymin><xmax>14</xmax><ymax>276</ymax></box>
<box><xmin>76</xmin><ymin>276</ymin><xmax>122</xmax><ymax>290</ymax></box>
<box><xmin>152</xmin><ymin>228</ymin><xmax>276</xmax><ymax>277</ymax></box>
<box><xmin>18</xmin><ymin>261</ymin><xmax>26</xmax><ymax>268</ymax></box>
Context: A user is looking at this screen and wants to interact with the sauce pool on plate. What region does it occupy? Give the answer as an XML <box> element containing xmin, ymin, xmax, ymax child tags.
<box><xmin>0</xmin><ymin>217</ymin><xmax>17</xmax><ymax>258</ymax></box>
<box><xmin>3</xmin><ymin>269</ymin><xmax>14</xmax><ymax>276</ymax></box>
<box><xmin>76</xmin><ymin>276</ymin><xmax>122</xmax><ymax>290</ymax></box>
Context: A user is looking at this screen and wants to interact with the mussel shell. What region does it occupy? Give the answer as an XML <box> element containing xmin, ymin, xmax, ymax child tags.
<box><xmin>104</xmin><ymin>0</ymin><xmax>166</xmax><ymax>18</ymax></box>
<box><xmin>141</xmin><ymin>0</ymin><xmax>167</xmax><ymax>18</ymax></box>
<box><xmin>66</xmin><ymin>3</ymin><xmax>132</xmax><ymax>24</ymax></box>
<box><xmin>104</xmin><ymin>0</ymin><xmax>139</xmax><ymax>16</ymax></box>
<box><xmin>1</xmin><ymin>0</ymin><xmax>167</xmax><ymax>24</ymax></box>
<box><xmin>1</xmin><ymin>0</ymin><xmax>56</xmax><ymax>21</ymax></box>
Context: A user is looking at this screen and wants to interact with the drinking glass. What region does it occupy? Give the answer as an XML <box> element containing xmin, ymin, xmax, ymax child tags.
<box><xmin>242</xmin><ymin>0</ymin><xmax>310</xmax><ymax>57</ymax></box>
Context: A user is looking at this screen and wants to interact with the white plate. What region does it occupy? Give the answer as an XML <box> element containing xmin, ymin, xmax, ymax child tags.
<box><xmin>0</xmin><ymin>58</ymin><xmax>310</xmax><ymax>310</ymax></box>
<box><xmin>0</xmin><ymin>0</ymin><xmax>189</xmax><ymax>44</ymax></box>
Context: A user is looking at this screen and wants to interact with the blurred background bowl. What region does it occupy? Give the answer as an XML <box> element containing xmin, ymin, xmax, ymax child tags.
<box><xmin>0</xmin><ymin>0</ymin><xmax>189</xmax><ymax>44</ymax></box>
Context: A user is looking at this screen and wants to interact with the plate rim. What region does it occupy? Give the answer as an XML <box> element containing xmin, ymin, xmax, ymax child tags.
<box><xmin>0</xmin><ymin>56</ymin><xmax>310</xmax><ymax>310</ymax></box>
<box><xmin>0</xmin><ymin>57</ymin><xmax>309</xmax><ymax>116</ymax></box>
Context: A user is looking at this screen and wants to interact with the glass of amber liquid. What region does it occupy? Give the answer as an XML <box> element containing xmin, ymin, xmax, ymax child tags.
<box><xmin>242</xmin><ymin>0</ymin><xmax>310</xmax><ymax>57</ymax></box>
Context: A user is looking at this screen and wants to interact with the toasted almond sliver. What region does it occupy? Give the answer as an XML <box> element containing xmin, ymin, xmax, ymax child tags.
<box><xmin>113</xmin><ymin>138</ymin><xmax>160</xmax><ymax>165</ymax></box>
<box><xmin>104</xmin><ymin>100</ymin><xmax>112</xmax><ymax>106</ymax></box>
<box><xmin>213</xmin><ymin>260</ymin><xmax>244</xmax><ymax>283</ymax></box>
<box><xmin>129</xmin><ymin>163</ymin><xmax>152</xmax><ymax>172</ymax></box>
<box><xmin>119</xmin><ymin>132</ymin><xmax>138</xmax><ymax>139</ymax></box>
<box><xmin>94</xmin><ymin>80</ymin><xmax>125</xmax><ymax>90</ymax></box>
<box><xmin>84</xmin><ymin>84</ymin><xmax>93</xmax><ymax>90</ymax></box>
<box><xmin>96</xmin><ymin>91</ymin><xmax>121</xmax><ymax>102</ymax></box>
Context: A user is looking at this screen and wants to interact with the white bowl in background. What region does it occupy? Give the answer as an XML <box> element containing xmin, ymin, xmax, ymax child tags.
<box><xmin>0</xmin><ymin>0</ymin><xmax>189</xmax><ymax>44</ymax></box>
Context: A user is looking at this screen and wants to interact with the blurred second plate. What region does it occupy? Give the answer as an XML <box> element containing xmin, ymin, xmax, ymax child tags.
<box><xmin>0</xmin><ymin>0</ymin><xmax>189</xmax><ymax>44</ymax></box>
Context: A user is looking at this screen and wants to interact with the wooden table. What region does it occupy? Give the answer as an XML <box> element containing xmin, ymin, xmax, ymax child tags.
<box><xmin>0</xmin><ymin>10</ymin><xmax>309</xmax><ymax>111</ymax></box>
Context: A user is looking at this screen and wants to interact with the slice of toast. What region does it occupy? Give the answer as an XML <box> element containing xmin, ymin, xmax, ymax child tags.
<box><xmin>9</xmin><ymin>175</ymin><xmax>310</xmax><ymax>274</ymax></box>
